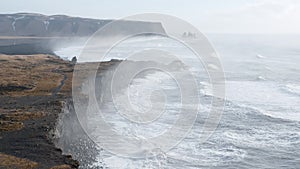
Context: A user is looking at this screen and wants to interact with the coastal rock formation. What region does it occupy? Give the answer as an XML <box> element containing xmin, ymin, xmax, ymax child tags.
<box><xmin>0</xmin><ymin>13</ymin><xmax>166</xmax><ymax>55</ymax></box>
<box><xmin>0</xmin><ymin>13</ymin><xmax>165</xmax><ymax>37</ymax></box>
<box><xmin>0</xmin><ymin>54</ymin><xmax>122</xmax><ymax>168</ymax></box>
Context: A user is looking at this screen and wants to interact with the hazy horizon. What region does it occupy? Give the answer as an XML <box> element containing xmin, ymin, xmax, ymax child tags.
<box><xmin>1</xmin><ymin>0</ymin><xmax>300</xmax><ymax>34</ymax></box>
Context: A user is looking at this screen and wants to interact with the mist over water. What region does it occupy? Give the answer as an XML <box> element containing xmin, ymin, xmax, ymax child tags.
<box><xmin>57</xmin><ymin>34</ymin><xmax>300</xmax><ymax>168</ymax></box>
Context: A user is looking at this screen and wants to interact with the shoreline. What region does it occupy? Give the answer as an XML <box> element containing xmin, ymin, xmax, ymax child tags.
<box><xmin>0</xmin><ymin>53</ymin><xmax>123</xmax><ymax>168</ymax></box>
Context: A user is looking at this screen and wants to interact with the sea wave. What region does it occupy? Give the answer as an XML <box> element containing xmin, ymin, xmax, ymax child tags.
<box><xmin>200</xmin><ymin>80</ymin><xmax>300</xmax><ymax>122</ymax></box>
<box><xmin>282</xmin><ymin>83</ymin><xmax>300</xmax><ymax>96</ymax></box>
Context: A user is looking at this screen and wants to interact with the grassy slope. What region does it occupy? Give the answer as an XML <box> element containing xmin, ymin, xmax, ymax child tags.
<box><xmin>0</xmin><ymin>54</ymin><xmax>77</xmax><ymax>169</ymax></box>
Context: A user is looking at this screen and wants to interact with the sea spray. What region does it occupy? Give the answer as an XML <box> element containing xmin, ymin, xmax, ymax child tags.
<box><xmin>53</xmin><ymin>99</ymin><xmax>99</xmax><ymax>168</ymax></box>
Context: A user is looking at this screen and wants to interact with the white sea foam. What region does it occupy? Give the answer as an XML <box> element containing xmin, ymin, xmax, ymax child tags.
<box><xmin>58</xmin><ymin>34</ymin><xmax>300</xmax><ymax>168</ymax></box>
<box><xmin>224</xmin><ymin>81</ymin><xmax>300</xmax><ymax>121</ymax></box>
<box><xmin>256</xmin><ymin>54</ymin><xmax>266</xmax><ymax>59</ymax></box>
<box><xmin>257</xmin><ymin>75</ymin><xmax>266</xmax><ymax>81</ymax></box>
<box><xmin>283</xmin><ymin>83</ymin><xmax>300</xmax><ymax>96</ymax></box>
<box><xmin>54</xmin><ymin>46</ymin><xmax>84</xmax><ymax>60</ymax></box>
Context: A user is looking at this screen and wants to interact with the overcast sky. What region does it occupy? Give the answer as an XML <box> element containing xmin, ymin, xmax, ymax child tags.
<box><xmin>1</xmin><ymin>0</ymin><xmax>300</xmax><ymax>34</ymax></box>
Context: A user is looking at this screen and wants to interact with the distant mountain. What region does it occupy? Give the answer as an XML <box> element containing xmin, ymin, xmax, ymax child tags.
<box><xmin>0</xmin><ymin>13</ymin><xmax>166</xmax><ymax>55</ymax></box>
<box><xmin>0</xmin><ymin>13</ymin><xmax>165</xmax><ymax>37</ymax></box>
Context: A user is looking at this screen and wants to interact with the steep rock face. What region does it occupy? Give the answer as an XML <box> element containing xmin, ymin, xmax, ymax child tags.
<box><xmin>0</xmin><ymin>13</ymin><xmax>165</xmax><ymax>37</ymax></box>
<box><xmin>0</xmin><ymin>13</ymin><xmax>166</xmax><ymax>55</ymax></box>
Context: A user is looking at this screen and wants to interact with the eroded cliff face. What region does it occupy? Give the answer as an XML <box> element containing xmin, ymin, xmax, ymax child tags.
<box><xmin>0</xmin><ymin>54</ymin><xmax>122</xmax><ymax>168</ymax></box>
<box><xmin>0</xmin><ymin>13</ymin><xmax>110</xmax><ymax>37</ymax></box>
<box><xmin>0</xmin><ymin>13</ymin><xmax>165</xmax><ymax>37</ymax></box>
<box><xmin>0</xmin><ymin>13</ymin><xmax>166</xmax><ymax>55</ymax></box>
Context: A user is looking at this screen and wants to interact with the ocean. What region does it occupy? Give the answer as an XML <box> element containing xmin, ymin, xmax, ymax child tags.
<box><xmin>56</xmin><ymin>34</ymin><xmax>300</xmax><ymax>169</ymax></box>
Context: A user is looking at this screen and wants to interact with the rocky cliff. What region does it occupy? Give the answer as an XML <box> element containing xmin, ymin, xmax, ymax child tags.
<box><xmin>0</xmin><ymin>13</ymin><xmax>165</xmax><ymax>37</ymax></box>
<box><xmin>0</xmin><ymin>13</ymin><xmax>165</xmax><ymax>55</ymax></box>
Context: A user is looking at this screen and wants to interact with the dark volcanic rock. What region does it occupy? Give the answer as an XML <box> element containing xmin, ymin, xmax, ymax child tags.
<box><xmin>0</xmin><ymin>13</ymin><xmax>166</xmax><ymax>55</ymax></box>
<box><xmin>0</xmin><ymin>13</ymin><xmax>165</xmax><ymax>37</ymax></box>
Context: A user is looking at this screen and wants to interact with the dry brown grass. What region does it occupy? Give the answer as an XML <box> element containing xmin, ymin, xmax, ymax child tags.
<box><xmin>0</xmin><ymin>55</ymin><xmax>81</xmax><ymax>168</ymax></box>
<box><xmin>0</xmin><ymin>111</ymin><xmax>46</xmax><ymax>131</ymax></box>
<box><xmin>0</xmin><ymin>153</ymin><xmax>39</xmax><ymax>169</ymax></box>
<box><xmin>60</xmin><ymin>72</ymin><xmax>73</xmax><ymax>95</ymax></box>
<box><xmin>49</xmin><ymin>164</ymin><xmax>72</xmax><ymax>169</ymax></box>
<box><xmin>0</xmin><ymin>54</ymin><xmax>113</xmax><ymax>97</ymax></box>
<box><xmin>0</xmin><ymin>121</ymin><xmax>24</xmax><ymax>131</ymax></box>
<box><xmin>1</xmin><ymin>111</ymin><xmax>46</xmax><ymax>121</ymax></box>
<box><xmin>0</xmin><ymin>54</ymin><xmax>73</xmax><ymax>96</ymax></box>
